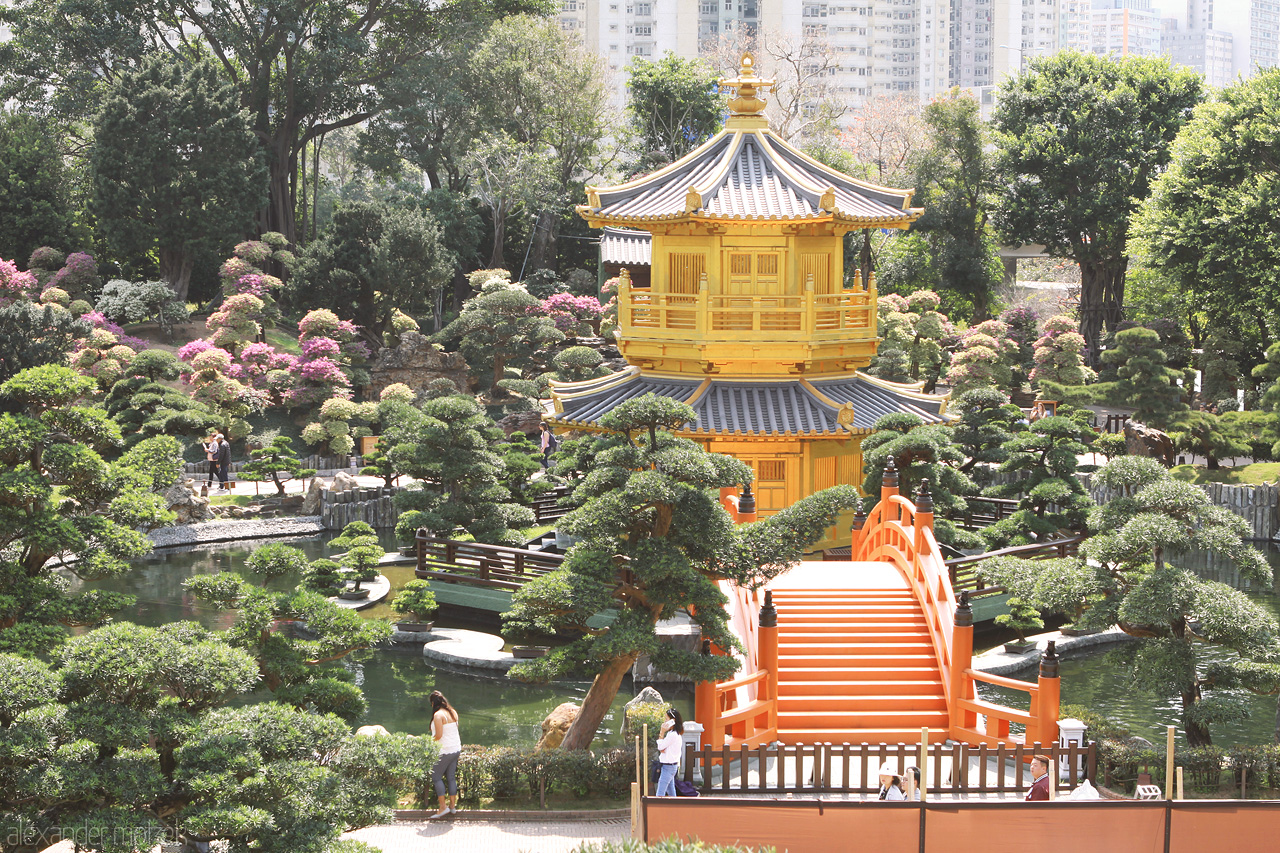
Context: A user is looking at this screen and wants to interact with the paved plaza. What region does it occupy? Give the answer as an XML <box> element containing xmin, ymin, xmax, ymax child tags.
<box><xmin>342</xmin><ymin>816</ymin><xmax>631</xmax><ymax>852</ymax></box>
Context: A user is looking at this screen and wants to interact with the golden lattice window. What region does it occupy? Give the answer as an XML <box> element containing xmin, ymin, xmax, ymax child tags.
<box><xmin>800</xmin><ymin>253</ymin><xmax>831</xmax><ymax>293</ymax></box>
<box><xmin>668</xmin><ymin>253</ymin><xmax>706</xmax><ymax>295</ymax></box>
<box><xmin>813</xmin><ymin>457</ymin><xmax>836</xmax><ymax>491</ymax></box>
<box><xmin>758</xmin><ymin>460</ymin><xmax>786</xmax><ymax>481</ymax></box>
<box><xmin>730</xmin><ymin>253</ymin><xmax>751</xmax><ymax>276</ymax></box>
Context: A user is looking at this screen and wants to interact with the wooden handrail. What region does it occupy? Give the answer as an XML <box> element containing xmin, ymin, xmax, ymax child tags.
<box><xmin>969</xmin><ymin>669</ymin><xmax>1039</xmax><ymax>692</ymax></box>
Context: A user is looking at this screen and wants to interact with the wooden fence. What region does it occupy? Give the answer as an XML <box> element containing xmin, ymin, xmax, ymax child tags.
<box><xmin>414</xmin><ymin>532</ymin><xmax>564</xmax><ymax>592</ymax></box>
<box><xmin>680</xmin><ymin>740</ymin><xmax>1096</xmax><ymax>796</ymax></box>
<box><xmin>944</xmin><ymin>535</ymin><xmax>1087</xmax><ymax>597</ymax></box>
<box><xmin>531</xmin><ymin>485</ymin><xmax>573</xmax><ymax>524</ymax></box>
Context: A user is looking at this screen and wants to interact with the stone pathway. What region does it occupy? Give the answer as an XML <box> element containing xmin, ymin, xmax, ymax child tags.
<box><xmin>342</xmin><ymin>817</ymin><xmax>630</xmax><ymax>853</ymax></box>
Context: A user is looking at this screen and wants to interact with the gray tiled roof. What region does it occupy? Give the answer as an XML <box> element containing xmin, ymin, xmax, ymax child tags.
<box><xmin>551</xmin><ymin>370</ymin><xmax>948</xmax><ymax>436</ymax></box>
<box><xmin>600</xmin><ymin>227</ymin><xmax>652</xmax><ymax>267</ymax></box>
<box><xmin>587</xmin><ymin>130</ymin><xmax>916</xmax><ymax>225</ymax></box>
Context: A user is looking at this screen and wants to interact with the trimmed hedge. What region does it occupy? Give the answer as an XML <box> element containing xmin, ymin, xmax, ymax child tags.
<box><xmin>416</xmin><ymin>745</ymin><xmax>636</xmax><ymax>807</ymax></box>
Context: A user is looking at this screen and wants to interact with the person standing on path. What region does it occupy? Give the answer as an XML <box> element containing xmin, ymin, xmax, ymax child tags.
<box><xmin>654</xmin><ymin>709</ymin><xmax>684</xmax><ymax>796</ymax></box>
<box><xmin>538</xmin><ymin>422</ymin><xmax>558</xmax><ymax>469</ymax></box>
<box><xmin>202</xmin><ymin>434</ymin><xmax>219</xmax><ymax>487</ymax></box>
<box><xmin>428</xmin><ymin>691</ymin><xmax>462</xmax><ymax>819</ymax></box>
<box><xmin>215</xmin><ymin>433</ymin><xmax>231</xmax><ymax>491</ymax></box>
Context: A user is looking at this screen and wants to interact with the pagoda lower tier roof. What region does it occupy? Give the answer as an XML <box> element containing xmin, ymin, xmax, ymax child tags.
<box><xmin>548</xmin><ymin>368</ymin><xmax>949</xmax><ymax>437</ymax></box>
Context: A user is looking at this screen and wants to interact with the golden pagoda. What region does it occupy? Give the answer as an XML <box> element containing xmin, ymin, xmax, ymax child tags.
<box><xmin>550</xmin><ymin>53</ymin><xmax>949</xmax><ymax>534</ymax></box>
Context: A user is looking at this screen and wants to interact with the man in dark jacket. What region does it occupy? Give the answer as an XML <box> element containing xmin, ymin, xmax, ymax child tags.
<box><xmin>1025</xmin><ymin>754</ymin><xmax>1051</xmax><ymax>800</ymax></box>
<box><xmin>216</xmin><ymin>434</ymin><xmax>231</xmax><ymax>491</ymax></box>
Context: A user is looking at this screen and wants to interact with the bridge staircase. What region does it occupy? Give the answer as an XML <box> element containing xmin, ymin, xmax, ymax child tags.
<box><xmin>700</xmin><ymin>460</ymin><xmax>1062</xmax><ymax>750</ymax></box>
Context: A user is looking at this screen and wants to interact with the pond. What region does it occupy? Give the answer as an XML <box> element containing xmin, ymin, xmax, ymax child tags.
<box><xmin>976</xmin><ymin>546</ymin><xmax>1280</xmax><ymax>748</ymax></box>
<box><xmin>72</xmin><ymin>533</ymin><xmax>692</xmax><ymax>748</ymax></box>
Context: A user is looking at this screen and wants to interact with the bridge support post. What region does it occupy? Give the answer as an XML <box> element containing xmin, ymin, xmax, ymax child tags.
<box><xmin>1036</xmin><ymin>641</ymin><xmax>1061</xmax><ymax>750</ymax></box>
<box><xmin>849</xmin><ymin>506</ymin><xmax>866</xmax><ymax>559</ymax></box>
<box><xmin>949</xmin><ymin>592</ymin><xmax>974</xmax><ymax>739</ymax></box>
<box><xmin>759</xmin><ymin>590</ymin><xmax>778</xmax><ymax>736</ymax></box>
<box><xmin>913</xmin><ymin>480</ymin><xmax>934</xmax><ymax>550</ymax></box>
<box><xmin>737</xmin><ymin>482</ymin><xmax>757</xmax><ymax>524</ymax></box>
<box><xmin>880</xmin><ymin>457</ymin><xmax>899</xmax><ymax>519</ymax></box>
<box><xmin>695</xmin><ymin>639</ymin><xmax>719</xmax><ymax>748</ymax></box>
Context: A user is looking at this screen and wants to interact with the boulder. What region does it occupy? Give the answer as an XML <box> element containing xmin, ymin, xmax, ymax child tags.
<box><xmin>355</xmin><ymin>724</ymin><xmax>391</xmax><ymax>737</ymax></box>
<box><xmin>535</xmin><ymin>702</ymin><xmax>580</xmax><ymax>751</ymax></box>
<box><xmin>331</xmin><ymin>471</ymin><xmax>359</xmax><ymax>493</ymax></box>
<box><xmin>623</xmin><ymin>686</ymin><xmax>666</xmax><ymax>740</ymax></box>
<box><xmin>624</xmin><ymin>686</ymin><xmax>665</xmax><ymax>716</ymax></box>
<box><xmin>497</xmin><ymin>410</ymin><xmax>543</xmax><ymax>438</ymax></box>
<box><xmin>163</xmin><ymin>479</ymin><xmax>214</xmax><ymax>524</ymax></box>
<box><xmin>301</xmin><ymin>477</ymin><xmax>325</xmax><ymax>514</ymax></box>
<box><xmin>367</xmin><ymin>331</ymin><xmax>471</xmax><ymax>399</ymax></box>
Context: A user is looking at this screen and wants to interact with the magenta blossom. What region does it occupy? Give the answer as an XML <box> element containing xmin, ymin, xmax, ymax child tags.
<box><xmin>300</xmin><ymin>336</ymin><xmax>341</xmax><ymax>359</ymax></box>
<box><xmin>177</xmin><ymin>338</ymin><xmax>217</xmax><ymax>362</ymax></box>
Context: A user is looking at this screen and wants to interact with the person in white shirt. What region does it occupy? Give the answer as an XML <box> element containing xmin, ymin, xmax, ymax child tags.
<box><xmin>904</xmin><ymin>765</ymin><xmax>921</xmax><ymax>801</ymax></box>
<box><xmin>427</xmin><ymin>690</ymin><xmax>462</xmax><ymax>819</ymax></box>
<box><xmin>877</xmin><ymin>762</ymin><xmax>906</xmax><ymax>800</ymax></box>
<box><xmin>654</xmin><ymin>708</ymin><xmax>684</xmax><ymax>796</ymax></box>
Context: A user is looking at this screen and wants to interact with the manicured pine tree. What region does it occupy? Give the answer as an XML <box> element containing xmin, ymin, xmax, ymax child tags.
<box><xmin>950</xmin><ymin>387</ymin><xmax>1026</xmax><ymax>479</ymax></box>
<box><xmin>981</xmin><ymin>415</ymin><xmax>1094</xmax><ymax>548</ymax></box>
<box><xmin>241</xmin><ymin>435</ymin><xmax>318</xmax><ymax>495</ymax></box>
<box><xmin>1095</xmin><ymin>326</ymin><xmax>1187</xmax><ymax>429</ymax></box>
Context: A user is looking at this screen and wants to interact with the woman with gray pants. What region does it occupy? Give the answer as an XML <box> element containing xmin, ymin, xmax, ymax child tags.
<box><xmin>427</xmin><ymin>690</ymin><xmax>462</xmax><ymax>819</ymax></box>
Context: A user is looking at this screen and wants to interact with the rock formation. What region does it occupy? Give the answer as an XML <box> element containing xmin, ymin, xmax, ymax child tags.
<box><xmin>162</xmin><ymin>479</ymin><xmax>215</xmax><ymax>524</ymax></box>
<box><xmin>535</xmin><ymin>702</ymin><xmax>581</xmax><ymax>751</ymax></box>
<box><xmin>367</xmin><ymin>331</ymin><xmax>471</xmax><ymax>398</ymax></box>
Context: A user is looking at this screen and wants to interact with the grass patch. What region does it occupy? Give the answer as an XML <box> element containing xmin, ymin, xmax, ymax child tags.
<box><xmin>265</xmin><ymin>327</ymin><xmax>302</xmax><ymax>355</ymax></box>
<box><xmin>208</xmin><ymin>494</ymin><xmax>255</xmax><ymax>507</ymax></box>
<box><xmin>1169</xmin><ymin>462</ymin><xmax>1280</xmax><ymax>485</ymax></box>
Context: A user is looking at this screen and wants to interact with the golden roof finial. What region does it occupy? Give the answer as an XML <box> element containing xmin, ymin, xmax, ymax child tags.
<box><xmin>719</xmin><ymin>51</ymin><xmax>773</xmax><ymax>119</ymax></box>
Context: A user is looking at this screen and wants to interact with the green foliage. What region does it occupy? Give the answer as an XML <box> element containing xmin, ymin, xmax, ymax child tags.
<box><xmin>506</xmin><ymin>394</ymin><xmax>860</xmax><ymax>750</ymax></box>
<box><xmin>909</xmin><ymin>91</ymin><xmax>1002</xmax><ymax>321</ymax></box>
<box><xmin>550</xmin><ymin>345</ymin><xmax>611</xmax><ymax>383</ymax></box>
<box><xmin>0</xmin><ymin>299</ymin><xmax>86</xmax><ymax>383</ymax></box>
<box><xmin>983</xmin><ymin>457</ymin><xmax>1276</xmax><ymax>745</ymax></box>
<box><xmin>994</xmin><ymin>51</ymin><xmax>1203</xmax><ymax>356</ymax></box>
<box><xmin>624</xmin><ymin>51</ymin><xmax>723</xmax><ymax>171</ymax></box>
<box><xmin>1093</xmin><ymin>431</ymin><xmax>1128</xmax><ymax>461</ymax></box>
<box><xmin>435</xmin><ymin>273</ymin><xmax>565</xmax><ymax>391</ymax></box>
<box><xmin>115</xmin><ymin>435</ymin><xmax>183</xmax><ymax>493</ymax></box>
<box><xmin>945</xmin><ymin>318</ymin><xmax>1019</xmax><ymax>395</ymax></box>
<box><xmin>241</xmin><ymin>436</ymin><xmax>317</xmax><ymax>496</ymax></box>
<box><xmin>330</xmin><ymin>521</ymin><xmax>384</xmax><ymax>592</ymax></box>
<box><xmin>453</xmin><ymin>746</ymin><xmax>635</xmax><ymax>807</ymax></box>
<box><xmin>390</xmin><ymin>579</ymin><xmax>438</xmax><ymax>621</ymax></box>
<box><xmin>386</xmin><ymin>393</ymin><xmax>534</xmax><ymax>545</ymax></box>
<box><xmin>291</xmin><ymin>201</ymin><xmax>455</xmax><ymax>345</ymax></box>
<box><xmin>1095</xmin><ymin>326</ymin><xmax>1188</xmax><ymax>430</ymax></box>
<box><xmin>860</xmin><ymin>413</ymin><xmax>981</xmax><ymax>548</ymax></box>
<box><xmin>0</xmin><ymin>112</ymin><xmax>69</xmax><ymax>265</ymax></box>
<box><xmin>981</xmin><ymin>415</ymin><xmax>1093</xmax><ymax>548</ymax></box>
<box><xmin>995</xmin><ymin>597</ymin><xmax>1044</xmax><ymax>641</ymax></box>
<box><xmin>91</xmin><ymin>56</ymin><xmax>265</xmax><ymax>302</ymax></box>
<box><xmin>95</xmin><ymin>279</ymin><xmax>190</xmax><ymax>337</ymax></box>
<box><xmin>950</xmin><ymin>387</ymin><xmax>1025</xmax><ymax>480</ymax></box>
<box><xmin>868</xmin><ymin>290</ymin><xmax>952</xmax><ymax>391</ymax></box>
<box><xmin>1167</xmin><ymin>410</ymin><xmax>1251</xmax><ymax>470</ymax></box>
<box><xmin>244</xmin><ymin>542</ymin><xmax>311</xmax><ymax>582</ymax></box>
<box><xmin>360</xmin><ymin>436</ymin><xmax>400</xmax><ymax>489</ymax></box>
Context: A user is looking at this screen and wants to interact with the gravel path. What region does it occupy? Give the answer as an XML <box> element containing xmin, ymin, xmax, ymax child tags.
<box><xmin>342</xmin><ymin>818</ymin><xmax>630</xmax><ymax>853</ymax></box>
<box><xmin>147</xmin><ymin>516</ymin><xmax>326</xmax><ymax>548</ymax></box>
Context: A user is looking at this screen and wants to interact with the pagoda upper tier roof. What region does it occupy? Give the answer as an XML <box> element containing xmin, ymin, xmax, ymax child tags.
<box><xmin>582</xmin><ymin>130</ymin><xmax>920</xmax><ymax>226</ymax></box>
<box><xmin>548</xmin><ymin>367</ymin><xmax>949</xmax><ymax>437</ymax></box>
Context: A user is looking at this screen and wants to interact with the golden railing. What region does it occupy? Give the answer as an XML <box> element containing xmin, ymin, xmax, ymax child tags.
<box><xmin>620</xmin><ymin>283</ymin><xmax>875</xmax><ymax>341</ymax></box>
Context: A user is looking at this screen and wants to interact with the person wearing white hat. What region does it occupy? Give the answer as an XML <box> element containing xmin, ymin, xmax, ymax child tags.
<box><xmin>877</xmin><ymin>762</ymin><xmax>905</xmax><ymax>800</ymax></box>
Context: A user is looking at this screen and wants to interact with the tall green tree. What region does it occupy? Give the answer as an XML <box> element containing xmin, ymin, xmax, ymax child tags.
<box><xmin>91</xmin><ymin>56</ymin><xmax>265</xmax><ymax>301</ymax></box>
<box><xmin>1</xmin><ymin>0</ymin><xmax>550</xmax><ymax>241</ymax></box>
<box><xmin>950</xmin><ymin>387</ymin><xmax>1026</xmax><ymax>479</ymax></box>
<box><xmin>385</xmin><ymin>394</ymin><xmax>535</xmax><ymax>546</ymax></box>
<box><xmin>981</xmin><ymin>415</ymin><xmax>1094</xmax><ymax>548</ymax></box>
<box><xmin>291</xmin><ymin>201</ymin><xmax>455</xmax><ymax>345</ymax></box>
<box><xmin>0</xmin><ymin>112</ymin><xmax>69</xmax><ymax>263</ymax></box>
<box><xmin>624</xmin><ymin>51</ymin><xmax>723</xmax><ymax>172</ymax></box>
<box><xmin>984</xmin><ymin>457</ymin><xmax>1275</xmax><ymax>746</ymax></box>
<box><xmin>909</xmin><ymin>90</ymin><xmax>1001</xmax><ymax>321</ymax></box>
<box><xmin>1132</xmin><ymin>69</ymin><xmax>1280</xmax><ymax>346</ymax></box>
<box><xmin>993</xmin><ymin>52</ymin><xmax>1203</xmax><ymax>359</ymax></box>
<box><xmin>505</xmin><ymin>394</ymin><xmax>861</xmax><ymax>749</ymax></box>
<box><xmin>1095</xmin><ymin>326</ymin><xmax>1187</xmax><ymax>430</ymax></box>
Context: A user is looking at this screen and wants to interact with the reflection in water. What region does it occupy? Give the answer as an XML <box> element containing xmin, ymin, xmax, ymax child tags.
<box><xmin>74</xmin><ymin>533</ymin><xmax>690</xmax><ymax>748</ymax></box>
<box><xmin>978</xmin><ymin>545</ymin><xmax>1280</xmax><ymax>747</ymax></box>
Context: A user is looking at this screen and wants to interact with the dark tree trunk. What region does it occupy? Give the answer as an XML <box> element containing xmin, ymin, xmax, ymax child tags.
<box><xmin>560</xmin><ymin>653</ymin><xmax>640</xmax><ymax>750</ymax></box>
<box><xmin>1183</xmin><ymin>686</ymin><xmax>1213</xmax><ymax>746</ymax></box>
<box><xmin>528</xmin><ymin>208</ymin><xmax>557</xmax><ymax>274</ymax></box>
<box><xmin>1077</xmin><ymin>258</ymin><xmax>1126</xmax><ymax>366</ymax></box>
<box><xmin>488</xmin><ymin>204</ymin><xmax>508</xmax><ymax>270</ymax></box>
<box><xmin>158</xmin><ymin>248</ymin><xmax>195</xmax><ymax>303</ymax></box>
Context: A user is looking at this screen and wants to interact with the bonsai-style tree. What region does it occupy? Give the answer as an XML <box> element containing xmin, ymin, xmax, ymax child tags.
<box><xmin>186</xmin><ymin>540</ymin><xmax>391</xmax><ymax>716</ymax></box>
<box><xmin>1167</xmin><ymin>410</ymin><xmax>1250</xmax><ymax>471</ymax></box>
<box><xmin>860</xmin><ymin>412</ymin><xmax>981</xmax><ymax>548</ymax></box>
<box><xmin>950</xmin><ymin>387</ymin><xmax>1026</xmax><ymax>480</ymax></box>
<box><xmin>434</xmin><ymin>272</ymin><xmax>565</xmax><ymax>393</ymax></box>
<box><xmin>302</xmin><ymin>558</ymin><xmax>347</xmax><ymax>596</ymax></box>
<box><xmin>869</xmin><ymin>290</ymin><xmax>952</xmax><ymax>391</ymax></box>
<box><xmin>996</xmin><ymin>597</ymin><xmax>1044</xmax><ymax>647</ymax></box>
<box><xmin>385</xmin><ymin>393</ymin><xmax>535</xmax><ymax>546</ymax></box>
<box><xmin>241</xmin><ymin>435</ymin><xmax>318</xmax><ymax>495</ymax></box>
<box><xmin>504</xmin><ymin>393</ymin><xmax>863</xmax><ymax>750</ymax></box>
<box><xmin>980</xmin><ymin>415</ymin><xmax>1094</xmax><ymax>548</ymax></box>
<box><xmin>983</xmin><ymin>456</ymin><xmax>1276</xmax><ymax>746</ymax></box>
<box><xmin>1094</xmin><ymin>326</ymin><xmax>1187</xmax><ymax>430</ymax></box>
<box><xmin>945</xmin><ymin>318</ymin><xmax>1019</xmax><ymax>396</ymax></box>
<box><xmin>330</xmin><ymin>521</ymin><xmax>384</xmax><ymax>595</ymax></box>
<box><xmin>360</xmin><ymin>436</ymin><xmax>401</xmax><ymax>489</ymax></box>
<box><xmin>1031</xmin><ymin>314</ymin><xmax>1095</xmax><ymax>395</ymax></box>
<box><xmin>390</xmin><ymin>579</ymin><xmax>438</xmax><ymax>625</ymax></box>
<box><xmin>1093</xmin><ymin>431</ymin><xmax>1128</xmax><ymax>461</ymax></box>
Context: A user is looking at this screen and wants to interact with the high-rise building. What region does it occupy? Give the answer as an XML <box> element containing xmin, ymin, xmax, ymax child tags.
<box><xmin>1163</xmin><ymin>17</ymin><xmax>1235</xmax><ymax>84</ymax></box>
<box><xmin>1092</xmin><ymin>0</ymin><xmax>1165</xmax><ymax>57</ymax></box>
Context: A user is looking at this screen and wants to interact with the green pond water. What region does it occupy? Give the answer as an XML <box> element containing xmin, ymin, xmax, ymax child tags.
<box><xmin>74</xmin><ymin>533</ymin><xmax>693</xmax><ymax>748</ymax></box>
<box><xmin>976</xmin><ymin>548</ymin><xmax>1280</xmax><ymax>748</ymax></box>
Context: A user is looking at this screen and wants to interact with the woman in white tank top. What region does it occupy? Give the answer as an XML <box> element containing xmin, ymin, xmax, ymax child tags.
<box><xmin>428</xmin><ymin>690</ymin><xmax>462</xmax><ymax>819</ymax></box>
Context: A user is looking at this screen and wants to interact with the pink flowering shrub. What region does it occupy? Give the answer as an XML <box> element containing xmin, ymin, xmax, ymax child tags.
<box><xmin>71</xmin><ymin>326</ymin><xmax>136</xmax><ymax>390</ymax></box>
<box><xmin>49</xmin><ymin>252</ymin><xmax>100</xmax><ymax>301</ymax></box>
<box><xmin>81</xmin><ymin>310</ymin><xmax>149</xmax><ymax>351</ymax></box>
<box><xmin>233</xmin><ymin>240</ymin><xmax>272</xmax><ymax>266</ymax></box>
<box><xmin>945</xmin><ymin>319</ymin><xmax>1019</xmax><ymax>396</ymax></box>
<box><xmin>0</xmin><ymin>258</ymin><xmax>37</xmax><ymax>302</ymax></box>
<box><xmin>288</xmin><ymin>308</ymin><xmax>366</xmax><ymax>407</ymax></box>
<box><xmin>1031</xmin><ymin>315</ymin><xmax>1095</xmax><ymax>389</ymax></box>
<box><xmin>206</xmin><ymin>293</ymin><xmax>265</xmax><ymax>352</ymax></box>
<box><xmin>540</xmin><ymin>293</ymin><xmax>606</xmax><ymax>335</ymax></box>
<box><xmin>300</xmin><ymin>336</ymin><xmax>341</xmax><ymax>359</ymax></box>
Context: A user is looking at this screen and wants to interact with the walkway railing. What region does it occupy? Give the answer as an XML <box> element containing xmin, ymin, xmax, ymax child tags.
<box><xmin>681</xmin><ymin>739</ymin><xmax>1096</xmax><ymax>796</ymax></box>
<box><xmin>851</xmin><ymin>459</ymin><xmax>1061</xmax><ymax>748</ymax></box>
<box><xmin>414</xmin><ymin>532</ymin><xmax>564</xmax><ymax>592</ymax></box>
<box><xmin>945</xmin><ymin>535</ymin><xmax>1086</xmax><ymax>597</ymax></box>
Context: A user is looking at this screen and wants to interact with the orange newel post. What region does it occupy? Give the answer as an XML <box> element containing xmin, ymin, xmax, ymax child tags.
<box><xmin>1036</xmin><ymin>641</ymin><xmax>1061</xmax><ymax>750</ymax></box>
<box><xmin>913</xmin><ymin>479</ymin><xmax>934</xmax><ymax>550</ymax></box>
<box><xmin>695</xmin><ymin>639</ymin><xmax>719</xmax><ymax>747</ymax></box>
<box><xmin>880</xmin><ymin>456</ymin><xmax>900</xmax><ymax>514</ymax></box>
<box><xmin>849</xmin><ymin>505</ymin><xmax>867</xmax><ymax>559</ymax></box>
<box><xmin>758</xmin><ymin>590</ymin><xmax>779</xmax><ymax>737</ymax></box>
<box><xmin>719</xmin><ymin>487</ymin><xmax>740</xmax><ymax>521</ymax></box>
<box><xmin>949</xmin><ymin>592</ymin><xmax>975</xmax><ymax>739</ymax></box>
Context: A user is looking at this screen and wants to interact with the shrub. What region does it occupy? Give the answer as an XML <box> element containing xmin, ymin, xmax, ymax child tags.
<box><xmin>448</xmin><ymin>745</ymin><xmax>636</xmax><ymax>807</ymax></box>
